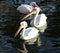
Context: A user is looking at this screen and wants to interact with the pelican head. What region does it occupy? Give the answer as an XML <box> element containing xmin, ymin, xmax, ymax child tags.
<box><xmin>20</xmin><ymin>21</ymin><xmax>28</xmax><ymax>28</ymax></box>
<box><xmin>14</xmin><ymin>21</ymin><xmax>28</xmax><ymax>38</ymax></box>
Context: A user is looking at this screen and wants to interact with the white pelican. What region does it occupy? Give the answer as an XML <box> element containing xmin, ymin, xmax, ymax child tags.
<box><xmin>22</xmin><ymin>6</ymin><xmax>47</xmax><ymax>33</ymax></box>
<box><xmin>14</xmin><ymin>21</ymin><xmax>39</xmax><ymax>42</ymax></box>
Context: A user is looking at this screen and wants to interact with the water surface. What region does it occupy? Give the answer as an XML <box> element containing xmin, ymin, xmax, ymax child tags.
<box><xmin>0</xmin><ymin>0</ymin><xmax>60</xmax><ymax>53</ymax></box>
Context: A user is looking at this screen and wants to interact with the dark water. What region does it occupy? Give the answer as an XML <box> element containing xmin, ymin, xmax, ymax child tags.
<box><xmin>0</xmin><ymin>0</ymin><xmax>60</xmax><ymax>53</ymax></box>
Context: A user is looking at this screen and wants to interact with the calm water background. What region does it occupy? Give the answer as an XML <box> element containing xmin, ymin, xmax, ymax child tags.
<box><xmin>0</xmin><ymin>0</ymin><xmax>60</xmax><ymax>53</ymax></box>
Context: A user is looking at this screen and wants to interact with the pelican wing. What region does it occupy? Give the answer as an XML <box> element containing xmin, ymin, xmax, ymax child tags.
<box><xmin>22</xmin><ymin>27</ymin><xmax>39</xmax><ymax>40</ymax></box>
<box><xmin>36</xmin><ymin>14</ymin><xmax>47</xmax><ymax>27</ymax></box>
